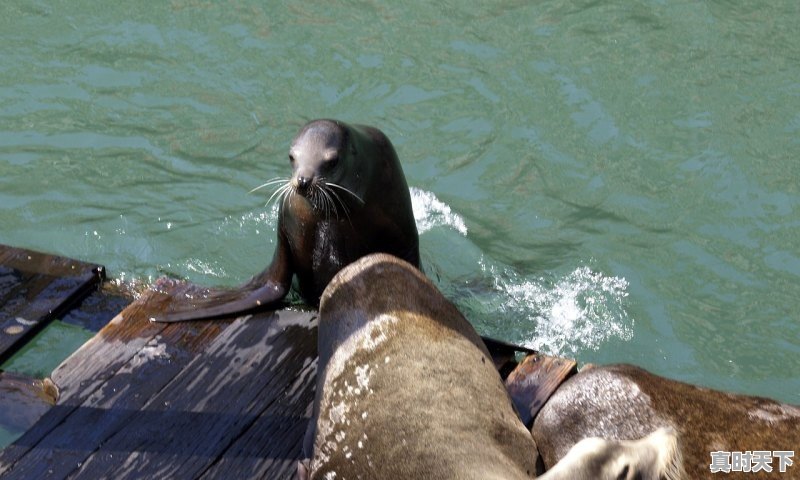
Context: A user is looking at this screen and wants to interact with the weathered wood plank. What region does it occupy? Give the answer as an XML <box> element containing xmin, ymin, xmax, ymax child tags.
<box><xmin>0</xmin><ymin>245</ymin><xmax>103</xmax><ymax>364</ymax></box>
<box><xmin>0</xmin><ymin>280</ymin><xmax>228</xmax><ymax>477</ymax></box>
<box><xmin>200</xmin><ymin>341</ymin><xmax>317</xmax><ymax>479</ymax></box>
<box><xmin>0</xmin><ymin>324</ymin><xmax>231</xmax><ymax>479</ymax></box>
<box><xmin>59</xmin><ymin>281</ymin><xmax>132</xmax><ymax>333</ymax></box>
<box><xmin>67</xmin><ymin>310</ymin><xmax>316</xmax><ymax>480</ymax></box>
<box><xmin>504</xmin><ymin>353</ymin><xmax>578</xmax><ymax>428</ymax></box>
<box><xmin>0</xmin><ymin>289</ymin><xmax>163</xmax><ymax>475</ymax></box>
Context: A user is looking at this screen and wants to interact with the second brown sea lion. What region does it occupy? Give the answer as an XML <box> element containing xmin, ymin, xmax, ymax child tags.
<box><xmin>533</xmin><ymin>364</ymin><xmax>799</xmax><ymax>478</ymax></box>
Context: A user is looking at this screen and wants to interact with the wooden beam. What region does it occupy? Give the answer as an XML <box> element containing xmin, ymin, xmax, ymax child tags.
<box><xmin>0</xmin><ymin>245</ymin><xmax>103</xmax><ymax>364</ymax></box>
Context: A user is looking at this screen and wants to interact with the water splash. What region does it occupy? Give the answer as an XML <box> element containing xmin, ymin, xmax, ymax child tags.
<box><xmin>481</xmin><ymin>259</ymin><xmax>633</xmax><ymax>357</ymax></box>
<box><xmin>409</xmin><ymin>187</ymin><xmax>468</xmax><ymax>235</ymax></box>
<box><xmin>229</xmin><ymin>188</ymin><xmax>468</xmax><ymax>236</ymax></box>
<box><xmin>184</xmin><ymin>259</ymin><xmax>227</xmax><ymax>278</ymax></box>
<box><xmin>216</xmin><ymin>209</ymin><xmax>276</xmax><ymax>237</ymax></box>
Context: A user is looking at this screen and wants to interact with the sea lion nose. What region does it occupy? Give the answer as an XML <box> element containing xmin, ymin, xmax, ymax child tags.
<box><xmin>296</xmin><ymin>176</ymin><xmax>312</xmax><ymax>191</ymax></box>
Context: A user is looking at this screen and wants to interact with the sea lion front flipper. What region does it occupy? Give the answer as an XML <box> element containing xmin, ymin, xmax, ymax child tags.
<box><xmin>153</xmin><ymin>281</ymin><xmax>289</xmax><ymax>323</ymax></box>
<box><xmin>153</xmin><ymin>233</ymin><xmax>294</xmax><ymax>323</ymax></box>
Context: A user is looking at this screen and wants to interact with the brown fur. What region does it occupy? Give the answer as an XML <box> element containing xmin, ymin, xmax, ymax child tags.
<box><xmin>304</xmin><ymin>254</ymin><xmax>538</xmax><ymax>479</ymax></box>
<box><xmin>302</xmin><ymin>255</ymin><xmax>685</xmax><ymax>480</ymax></box>
<box><xmin>540</xmin><ymin>428</ymin><xmax>684</xmax><ymax>480</ymax></box>
<box><xmin>533</xmin><ymin>364</ymin><xmax>800</xmax><ymax>479</ymax></box>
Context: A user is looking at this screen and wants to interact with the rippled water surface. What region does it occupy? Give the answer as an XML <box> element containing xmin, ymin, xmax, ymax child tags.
<box><xmin>1</xmin><ymin>0</ymin><xmax>798</xmax><ymax>420</ymax></box>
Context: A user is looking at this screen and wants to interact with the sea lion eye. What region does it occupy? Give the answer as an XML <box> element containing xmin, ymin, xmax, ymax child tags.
<box><xmin>328</xmin><ymin>155</ymin><xmax>339</xmax><ymax>168</ymax></box>
<box><xmin>289</xmin><ymin>154</ymin><xmax>295</xmax><ymax>164</ymax></box>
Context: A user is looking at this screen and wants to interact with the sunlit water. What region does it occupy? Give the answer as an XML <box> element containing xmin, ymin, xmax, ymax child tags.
<box><xmin>1</xmin><ymin>0</ymin><xmax>798</xmax><ymax>442</ymax></box>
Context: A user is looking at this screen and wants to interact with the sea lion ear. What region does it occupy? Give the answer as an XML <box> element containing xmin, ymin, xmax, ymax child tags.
<box><xmin>296</xmin><ymin>459</ymin><xmax>310</xmax><ymax>480</ymax></box>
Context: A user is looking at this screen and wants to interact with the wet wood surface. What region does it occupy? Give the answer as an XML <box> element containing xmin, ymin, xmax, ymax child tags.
<box><xmin>0</xmin><ymin>247</ymin><xmax>570</xmax><ymax>479</ymax></box>
<box><xmin>0</xmin><ymin>277</ymin><xmax>318</xmax><ymax>480</ymax></box>
<box><xmin>0</xmin><ymin>245</ymin><xmax>104</xmax><ymax>364</ymax></box>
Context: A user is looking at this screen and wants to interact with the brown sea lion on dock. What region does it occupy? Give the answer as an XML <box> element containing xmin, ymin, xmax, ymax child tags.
<box><xmin>154</xmin><ymin>119</ymin><xmax>419</xmax><ymax>322</ymax></box>
<box><xmin>533</xmin><ymin>364</ymin><xmax>800</xmax><ymax>478</ymax></box>
<box><xmin>299</xmin><ymin>254</ymin><xmax>683</xmax><ymax>480</ymax></box>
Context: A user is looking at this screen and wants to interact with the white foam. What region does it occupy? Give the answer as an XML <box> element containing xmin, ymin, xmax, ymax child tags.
<box><xmin>482</xmin><ymin>259</ymin><xmax>633</xmax><ymax>356</ymax></box>
<box><xmin>409</xmin><ymin>187</ymin><xmax>468</xmax><ymax>235</ymax></box>
<box><xmin>184</xmin><ymin>259</ymin><xmax>227</xmax><ymax>278</ymax></box>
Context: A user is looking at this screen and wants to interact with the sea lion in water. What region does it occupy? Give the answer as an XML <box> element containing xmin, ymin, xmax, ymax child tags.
<box><xmin>299</xmin><ymin>254</ymin><xmax>683</xmax><ymax>480</ymax></box>
<box><xmin>533</xmin><ymin>364</ymin><xmax>799</xmax><ymax>478</ymax></box>
<box><xmin>155</xmin><ymin>119</ymin><xmax>419</xmax><ymax>322</ymax></box>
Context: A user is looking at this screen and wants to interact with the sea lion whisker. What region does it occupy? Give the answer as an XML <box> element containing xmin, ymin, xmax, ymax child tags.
<box><xmin>283</xmin><ymin>184</ymin><xmax>296</xmax><ymax>211</ymax></box>
<box><xmin>250</xmin><ymin>177</ymin><xmax>288</xmax><ymax>194</ymax></box>
<box><xmin>278</xmin><ymin>183</ymin><xmax>294</xmax><ymax>208</ymax></box>
<box><xmin>323</xmin><ymin>184</ymin><xmax>345</xmax><ymax>215</ymax></box>
<box><xmin>311</xmin><ymin>186</ymin><xmax>328</xmax><ymax>219</ymax></box>
<box><xmin>271</xmin><ymin>185</ymin><xmax>289</xmax><ymax>211</ymax></box>
<box><xmin>321</xmin><ymin>186</ymin><xmax>338</xmax><ymax>220</ymax></box>
<box><xmin>282</xmin><ymin>183</ymin><xmax>294</xmax><ymax>203</ymax></box>
<box><xmin>314</xmin><ymin>177</ymin><xmax>335</xmax><ymax>220</ymax></box>
<box><xmin>325</xmin><ymin>186</ymin><xmax>344</xmax><ymax>221</ymax></box>
<box><xmin>264</xmin><ymin>184</ymin><xmax>283</xmax><ymax>208</ymax></box>
<box><xmin>314</xmin><ymin>186</ymin><xmax>328</xmax><ymax>219</ymax></box>
<box><xmin>324</xmin><ymin>184</ymin><xmax>352</xmax><ymax>224</ymax></box>
<box><xmin>327</xmin><ymin>182</ymin><xmax>365</xmax><ymax>205</ymax></box>
<box><xmin>265</xmin><ymin>182</ymin><xmax>292</xmax><ymax>207</ymax></box>
<box><xmin>317</xmin><ymin>178</ymin><xmax>350</xmax><ymax>218</ymax></box>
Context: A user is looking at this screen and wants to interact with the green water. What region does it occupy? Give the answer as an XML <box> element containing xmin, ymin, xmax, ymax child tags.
<box><xmin>0</xmin><ymin>320</ymin><xmax>93</xmax><ymax>445</ymax></box>
<box><xmin>1</xmin><ymin>320</ymin><xmax>94</xmax><ymax>379</ymax></box>
<box><xmin>1</xmin><ymin>0</ymin><xmax>798</xmax><ymax>414</ymax></box>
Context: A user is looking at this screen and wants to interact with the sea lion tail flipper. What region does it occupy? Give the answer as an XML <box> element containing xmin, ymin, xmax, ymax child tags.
<box><xmin>152</xmin><ymin>283</ymin><xmax>288</xmax><ymax>323</ymax></box>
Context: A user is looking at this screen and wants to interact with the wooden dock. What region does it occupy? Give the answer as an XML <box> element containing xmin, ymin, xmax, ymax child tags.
<box><xmin>0</xmin><ymin>245</ymin><xmax>104</xmax><ymax>365</ymax></box>
<box><xmin>0</xmin><ymin>277</ymin><xmax>318</xmax><ymax>479</ymax></box>
<box><xmin>0</xmin><ymin>246</ymin><xmax>574</xmax><ymax>479</ymax></box>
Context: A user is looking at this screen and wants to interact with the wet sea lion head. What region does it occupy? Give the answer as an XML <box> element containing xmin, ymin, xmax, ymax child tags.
<box><xmin>155</xmin><ymin>119</ymin><xmax>419</xmax><ymax>323</ymax></box>
<box><xmin>287</xmin><ymin>119</ymin><xmax>365</xmax><ymax>214</ymax></box>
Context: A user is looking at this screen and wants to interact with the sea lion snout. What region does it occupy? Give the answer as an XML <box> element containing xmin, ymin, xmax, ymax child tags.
<box><xmin>290</xmin><ymin>158</ymin><xmax>320</xmax><ymax>195</ymax></box>
<box><xmin>294</xmin><ymin>175</ymin><xmax>313</xmax><ymax>192</ymax></box>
